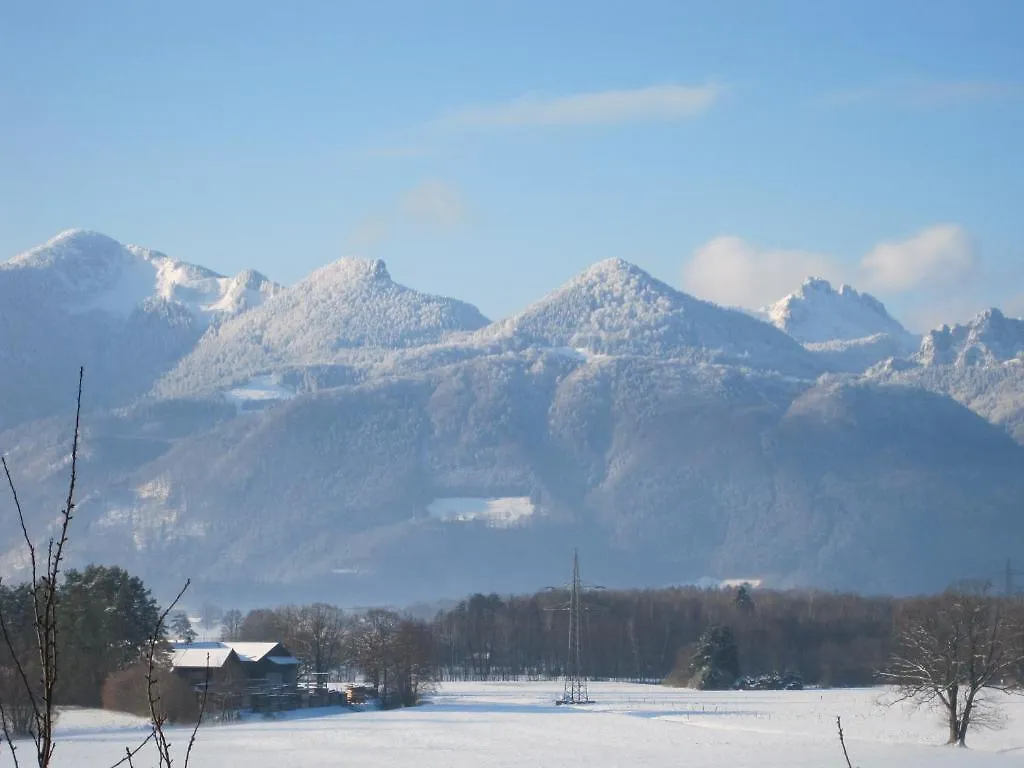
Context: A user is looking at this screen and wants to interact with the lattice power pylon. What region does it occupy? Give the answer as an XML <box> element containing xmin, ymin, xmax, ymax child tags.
<box><xmin>549</xmin><ymin>549</ymin><xmax>598</xmax><ymax>705</ymax></box>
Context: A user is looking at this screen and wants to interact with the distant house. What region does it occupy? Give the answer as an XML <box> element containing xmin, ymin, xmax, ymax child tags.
<box><xmin>170</xmin><ymin>643</ymin><xmax>246</xmax><ymax>689</ymax></box>
<box><xmin>222</xmin><ymin>642</ymin><xmax>300</xmax><ymax>689</ymax></box>
<box><xmin>171</xmin><ymin>641</ymin><xmax>300</xmax><ymax>690</ymax></box>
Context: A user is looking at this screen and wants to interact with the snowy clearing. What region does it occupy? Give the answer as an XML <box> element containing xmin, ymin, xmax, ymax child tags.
<box><xmin>426</xmin><ymin>497</ymin><xmax>535</xmax><ymax>527</ymax></box>
<box><xmin>223</xmin><ymin>375</ymin><xmax>296</xmax><ymax>412</ymax></box>
<box><xmin>13</xmin><ymin>682</ymin><xmax>1024</xmax><ymax>767</ymax></box>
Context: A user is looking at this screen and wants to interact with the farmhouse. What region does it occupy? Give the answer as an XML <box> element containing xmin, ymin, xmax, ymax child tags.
<box><xmin>222</xmin><ymin>642</ymin><xmax>300</xmax><ymax>689</ymax></box>
<box><xmin>170</xmin><ymin>644</ymin><xmax>246</xmax><ymax>689</ymax></box>
<box><xmin>171</xmin><ymin>641</ymin><xmax>300</xmax><ymax>690</ymax></box>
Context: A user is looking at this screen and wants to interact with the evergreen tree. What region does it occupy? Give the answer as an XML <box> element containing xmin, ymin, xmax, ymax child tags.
<box><xmin>57</xmin><ymin>565</ymin><xmax>162</xmax><ymax>706</ymax></box>
<box><xmin>170</xmin><ymin>611</ymin><xmax>196</xmax><ymax>644</ymax></box>
<box><xmin>735</xmin><ymin>584</ymin><xmax>755</xmax><ymax>615</ymax></box>
<box><xmin>690</xmin><ymin>625</ymin><xmax>740</xmax><ymax>690</ymax></box>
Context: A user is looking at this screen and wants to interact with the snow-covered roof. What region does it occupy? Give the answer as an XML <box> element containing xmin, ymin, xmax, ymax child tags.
<box><xmin>171</xmin><ymin>646</ymin><xmax>238</xmax><ymax>669</ymax></box>
<box><xmin>221</xmin><ymin>642</ymin><xmax>296</xmax><ymax>663</ymax></box>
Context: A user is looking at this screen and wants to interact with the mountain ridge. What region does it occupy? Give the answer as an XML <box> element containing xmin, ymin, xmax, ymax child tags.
<box><xmin>2</xmin><ymin>230</ymin><xmax>1023</xmax><ymax>603</ymax></box>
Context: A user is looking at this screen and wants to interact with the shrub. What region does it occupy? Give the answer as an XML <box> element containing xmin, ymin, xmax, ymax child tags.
<box><xmin>0</xmin><ymin>664</ymin><xmax>42</xmax><ymax>737</ymax></box>
<box><xmin>101</xmin><ymin>661</ymin><xmax>199</xmax><ymax>724</ymax></box>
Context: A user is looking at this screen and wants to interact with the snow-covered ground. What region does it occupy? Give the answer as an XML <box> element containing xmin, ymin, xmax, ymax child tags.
<box><xmin>223</xmin><ymin>375</ymin><xmax>296</xmax><ymax>412</ymax></box>
<box><xmin>426</xmin><ymin>497</ymin><xmax>535</xmax><ymax>527</ymax></box>
<box><xmin>10</xmin><ymin>682</ymin><xmax>1023</xmax><ymax>767</ymax></box>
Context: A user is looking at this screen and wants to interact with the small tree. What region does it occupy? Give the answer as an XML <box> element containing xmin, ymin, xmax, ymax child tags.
<box><xmin>170</xmin><ymin>612</ymin><xmax>196</xmax><ymax>644</ymax></box>
<box><xmin>199</xmin><ymin>603</ymin><xmax>223</xmax><ymax>635</ymax></box>
<box><xmin>735</xmin><ymin>584</ymin><xmax>755</xmax><ymax>615</ymax></box>
<box><xmin>881</xmin><ymin>584</ymin><xmax>1024</xmax><ymax>747</ymax></box>
<box><xmin>690</xmin><ymin>626</ymin><xmax>741</xmax><ymax>690</ymax></box>
<box><xmin>220</xmin><ymin>609</ymin><xmax>243</xmax><ymax>641</ymax></box>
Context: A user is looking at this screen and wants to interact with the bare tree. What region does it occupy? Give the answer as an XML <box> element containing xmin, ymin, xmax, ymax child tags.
<box><xmin>293</xmin><ymin>604</ymin><xmax>346</xmax><ymax>682</ymax></box>
<box><xmin>881</xmin><ymin>584</ymin><xmax>1024</xmax><ymax>747</ymax></box>
<box><xmin>0</xmin><ymin>367</ymin><xmax>83</xmax><ymax>768</ymax></box>
<box><xmin>219</xmin><ymin>609</ymin><xmax>243</xmax><ymax>641</ymax></box>
<box><xmin>349</xmin><ymin>609</ymin><xmax>399</xmax><ymax>701</ymax></box>
<box><xmin>198</xmin><ymin>603</ymin><xmax>223</xmax><ymax>637</ymax></box>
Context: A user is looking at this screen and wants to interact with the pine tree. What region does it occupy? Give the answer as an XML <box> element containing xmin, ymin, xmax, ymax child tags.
<box><xmin>170</xmin><ymin>610</ymin><xmax>196</xmax><ymax>644</ymax></box>
<box><xmin>691</xmin><ymin>625</ymin><xmax>740</xmax><ymax>690</ymax></box>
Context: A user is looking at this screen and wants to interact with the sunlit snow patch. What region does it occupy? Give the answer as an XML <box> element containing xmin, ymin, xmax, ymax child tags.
<box><xmin>224</xmin><ymin>375</ymin><xmax>296</xmax><ymax>413</ymax></box>
<box><xmin>426</xmin><ymin>497</ymin><xmax>535</xmax><ymax>528</ymax></box>
<box><xmin>549</xmin><ymin>347</ymin><xmax>607</xmax><ymax>362</ymax></box>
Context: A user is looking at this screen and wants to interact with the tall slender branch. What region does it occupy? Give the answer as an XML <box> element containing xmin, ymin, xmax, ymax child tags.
<box><xmin>836</xmin><ymin>716</ymin><xmax>854</xmax><ymax>768</ymax></box>
<box><xmin>0</xmin><ymin>695</ymin><xmax>22</xmax><ymax>768</ymax></box>
<box><xmin>146</xmin><ymin>579</ymin><xmax>191</xmax><ymax>768</ymax></box>
<box><xmin>183</xmin><ymin>655</ymin><xmax>210</xmax><ymax>768</ymax></box>
<box><xmin>0</xmin><ymin>367</ymin><xmax>84</xmax><ymax>768</ymax></box>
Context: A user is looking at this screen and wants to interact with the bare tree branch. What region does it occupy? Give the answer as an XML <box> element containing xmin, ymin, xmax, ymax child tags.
<box><xmin>183</xmin><ymin>655</ymin><xmax>210</xmax><ymax>768</ymax></box>
<box><xmin>0</xmin><ymin>694</ymin><xmax>22</xmax><ymax>768</ymax></box>
<box><xmin>0</xmin><ymin>367</ymin><xmax>84</xmax><ymax>768</ymax></box>
<box><xmin>108</xmin><ymin>732</ymin><xmax>154</xmax><ymax>768</ymax></box>
<box><xmin>836</xmin><ymin>716</ymin><xmax>853</xmax><ymax>768</ymax></box>
<box><xmin>146</xmin><ymin>579</ymin><xmax>191</xmax><ymax>768</ymax></box>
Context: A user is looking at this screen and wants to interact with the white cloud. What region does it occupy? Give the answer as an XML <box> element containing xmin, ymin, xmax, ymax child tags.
<box><xmin>681</xmin><ymin>236</ymin><xmax>846</xmax><ymax>309</ymax></box>
<box><xmin>439</xmin><ymin>83</ymin><xmax>722</xmax><ymax>128</ymax></box>
<box><xmin>825</xmin><ymin>80</ymin><xmax>1024</xmax><ymax>108</ymax></box>
<box><xmin>859</xmin><ymin>224</ymin><xmax>975</xmax><ymax>292</ymax></box>
<box><xmin>682</xmin><ymin>225</ymin><xmax>982</xmax><ymax>331</ymax></box>
<box><xmin>346</xmin><ymin>180</ymin><xmax>468</xmax><ymax>253</ymax></box>
<box><xmin>400</xmin><ymin>180</ymin><xmax>466</xmax><ymax>232</ymax></box>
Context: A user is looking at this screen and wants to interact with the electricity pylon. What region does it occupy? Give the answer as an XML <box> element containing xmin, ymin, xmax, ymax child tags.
<box><xmin>548</xmin><ymin>549</ymin><xmax>599</xmax><ymax>705</ymax></box>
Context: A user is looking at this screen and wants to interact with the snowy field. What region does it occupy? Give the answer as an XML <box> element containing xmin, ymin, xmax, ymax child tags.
<box><xmin>7</xmin><ymin>681</ymin><xmax>1024</xmax><ymax>767</ymax></box>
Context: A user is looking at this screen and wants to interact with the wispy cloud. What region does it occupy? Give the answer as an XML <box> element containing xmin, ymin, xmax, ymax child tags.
<box><xmin>825</xmin><ymin>79</ymin><xmax>1024</xmax><ymax>108</ymax></box>
<box><xmin>438</xmin><ymin>83</ymin><xmax>722</xmax><ymax>128</ymax></box>
<box><xmin>399</xmin><ymin>180</ymin><xmax>466</xmax><ymax>232</ymax></box>
<box><xmin>346</xmin><ymin>180</ymin><xmax>468</xmax><ymax>253</ymax></box>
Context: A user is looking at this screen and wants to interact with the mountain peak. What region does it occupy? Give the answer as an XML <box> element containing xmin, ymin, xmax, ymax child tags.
<box><xmin>8</xmin><ymin>229</ymin><xmax>128</xmax><ymax>270</ymax></box>
<box><xmin>800</xmin><ymin>276</ymin><xmax>835</xmax><ymax>293</ymax></box>
<box><xmin>316</xmin><ymin>257</ymin><xmax>392</xmax><ymax>285</ymax></box>
<box><xmin>918</xmin><ymin>307</ymin><xmax>1024</xmax><ymax>367</ymax></box>
<box><xmin>474</xmin><ymin>258</ymin><xmax>817</xmax><ymax>375</ymax></box>
<box><xmin>766</xmin><ymin>277</ymin><xmax>912</xmax><ymax>345</ymax></box>
<box><xmin>46</xmin><ymin>228</ymin><xmax>116</xmax><ymax>246</ymax></box>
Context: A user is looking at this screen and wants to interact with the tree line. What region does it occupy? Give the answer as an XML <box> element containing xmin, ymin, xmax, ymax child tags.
<box><xmin>426</xmin><ymin>584</ymin><xmax>897</xmax><ymax>686</ymax></box>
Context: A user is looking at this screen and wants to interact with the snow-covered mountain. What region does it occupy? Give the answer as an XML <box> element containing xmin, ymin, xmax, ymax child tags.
<box><xmin>2</xmin><ymin>230</ymin><xmax>1024</xmax><ymax>603</ymax></box>
<box><xmin>761</xmin><ymin>277</ymin><xmax>919</xmax><ymax>372</ymax></box>
<box><xmin>764</xmin><ymin>277</ymin><xmax>913</xmax><ymax>344</ymax></box>
<box><xmin>864</xmin><ymin>308</ymin><xmax>1024</xmax><ymax>443</ymax></box>
<box><xmin>917</xmin><ymin>308</ymin><xmax>1024</xmax><ymax>367</ymax></box>
<box><xmin>3</xmin><ymin>229</ymin><xmax>280</xmax><ymax>322</ymax></box>
<box><xmin>475</xmin><ymin>258</ymin><xmax>819</xmax><ymax>376</ymax></box>
<box><xmin>0</xmin><ymin>230</ymin><xmax>280</xmax><ymax>429</ymax></box>
<box><xmin>155</xmin><ymin>257</ymin><xmax>490</xmax><ymax>397</ymax></box>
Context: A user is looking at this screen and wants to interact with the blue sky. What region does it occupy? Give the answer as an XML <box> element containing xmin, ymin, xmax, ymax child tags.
<box><xmin>1</xmin><ymin>0</ymin><xmax>1022</xmax><ymax>329</ymax></box>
